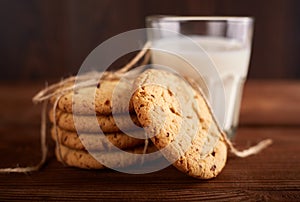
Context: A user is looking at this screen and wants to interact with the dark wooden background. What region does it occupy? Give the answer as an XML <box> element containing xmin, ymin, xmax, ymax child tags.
<box><xmin>0</xmin><ymin>0</ymin><xmax>299</xmax><ymax>81</ymax></box>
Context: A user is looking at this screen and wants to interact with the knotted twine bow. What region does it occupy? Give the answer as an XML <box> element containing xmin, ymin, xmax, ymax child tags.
<box><xmin>0</xmin><ymin>42</ymin><xmax>272</xmax><ymax>173</ymax></box>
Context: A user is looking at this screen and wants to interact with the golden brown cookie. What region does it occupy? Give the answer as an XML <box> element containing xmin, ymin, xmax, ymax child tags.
<box><xmin>48</xmin><ymin>108</ymin><xmax>141</xmax><ymax>133</ymax></box>
<box><xmin>132</xmin><ymin>69</ymin><xmax>227</xmax><ymax>179</ymax></box>
<box><xmin>51</xmin><ymin>126</ymin><xmax>145</xmax><ymax>151</ymax></box>
<box><xmin>55</xmin><ymin>144</ymin><xmax>158</xmax><ymax>169</ymax></box>
<box><xmin>50</xmin><ymin>79</ymin><xmax>134</xmax><ymax>115</ymax></box>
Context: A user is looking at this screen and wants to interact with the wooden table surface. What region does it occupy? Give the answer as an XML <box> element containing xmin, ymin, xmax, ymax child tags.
<box><xmin>0</xmin><ymin>80</ymin><xmax>299</xmax><ymax>201</ymax></box>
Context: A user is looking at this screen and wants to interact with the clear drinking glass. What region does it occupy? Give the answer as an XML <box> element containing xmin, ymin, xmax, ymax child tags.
<box><xmin>146</xmin><ymin>16</ymin><xmax>253</xmax><ymax>138</ymax></box>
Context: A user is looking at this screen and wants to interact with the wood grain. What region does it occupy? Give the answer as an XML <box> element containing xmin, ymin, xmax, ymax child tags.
<box><xmin>0</xmin><ymin>81</ymin><xmax>299</xmax><ymax>201</ymax></box>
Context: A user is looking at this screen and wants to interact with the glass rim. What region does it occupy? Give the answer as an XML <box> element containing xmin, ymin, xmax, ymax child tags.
<box><xmin>146</xmin><ymin>15</ymin><xmax>254</xmax><ymax>24</ymax></box>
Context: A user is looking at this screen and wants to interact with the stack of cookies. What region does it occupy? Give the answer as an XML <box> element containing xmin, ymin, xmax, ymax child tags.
<box><xmin>45</xmin><ymin>66</ymin><xmax>231</xmax><ymax>179</ymax></box>
<box><xmin>45</xmin><ymin>67</ymin><xmax>229</xmax><ymax>179</ymax></box>
<box><xmin>49</xmin><ymin>78</ymin><xmax>157</xmax><ymax>169</ymax></box>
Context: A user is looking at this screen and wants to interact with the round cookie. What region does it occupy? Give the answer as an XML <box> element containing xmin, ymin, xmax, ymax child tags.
<box><xmin>56</xmin><ymin>144</ymin><xmax>105</xmax><ymax>169</ymax></box>
<box><xmin>50</xmin><ymin>79</ymin><xmax>134</xmax><ymax>115</ymax></box>
<box><xmin>49</xmin><ymin>108</ymin><xmax>141</xmax><ymax>133</ymax></box>
<box><xmin>55</xmin><ymin>144</ymin><xmax>158</xmax><ymax>169</ymax></box>
<box><xmin>132</xmin><ymin>69</ymin><xmax>227</xmax><ymax>179</ymax></box>
<box><xmin>51</xmin><ymin>126</ymin><xmax>145</xmax><ymax>151</ymax></box>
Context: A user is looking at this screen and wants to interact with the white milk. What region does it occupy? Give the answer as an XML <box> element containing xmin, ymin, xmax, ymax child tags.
<box><xmin>151</xmin><ymin>36</ymin><xmax>251</xmax><ymax>134</ymax></box>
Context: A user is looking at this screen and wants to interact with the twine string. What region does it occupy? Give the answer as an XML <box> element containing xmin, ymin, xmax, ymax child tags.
<box><xmin>0</xmin><ymin>101</ymin><xmax>48</xmax><ymax>173</ymax></box>
<box><xmin>32</xmin><ymin>42</ymin><xmax>151</xmax><ymax>104</ymax></box>
<box><xmin>186</xmin><ymin>76</ymin><xmax>272</xmax><ymax>158</ymax></box>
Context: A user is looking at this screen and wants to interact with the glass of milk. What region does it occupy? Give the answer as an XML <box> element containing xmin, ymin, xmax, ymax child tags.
<box><xmin>146</xmin><ymin>16</ymin><xmax>253</xmax><ymax>138</ymax></box>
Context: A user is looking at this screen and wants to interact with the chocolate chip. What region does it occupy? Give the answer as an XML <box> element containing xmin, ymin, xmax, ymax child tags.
<box><xmin>104</xmin><ymin>100</ymin><xmax>110</xmax><ymax>106</ymax></box>
<box><xmin>96</xmin><ymin>83</ymin><xmax>101</xmax><ymax>88</ymax></box>
<box><xmin>170</xmin><ymin>107</ymin><xmax>176</xmax><ymax>114</ymax></box>
<box><xmin>210</xmin><ymin>165</ymin><xmax>216</xmax><ymax>171</ymax></box>
<box><xmin>167</xmin><ymin>89</ymin><xmax>173</xmax><ymax>96</ymax></box>
<box><xmin>211</xmin><ymin>151</ymin><xmax>215</xmax><ymax>157</ymax></box>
